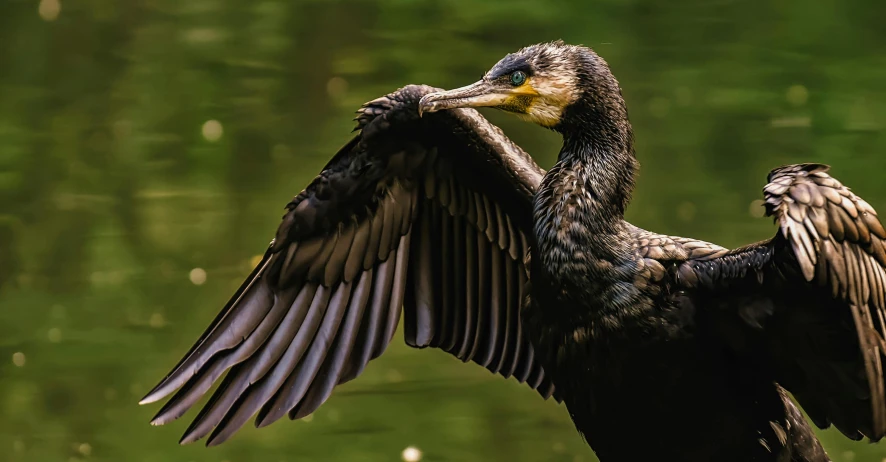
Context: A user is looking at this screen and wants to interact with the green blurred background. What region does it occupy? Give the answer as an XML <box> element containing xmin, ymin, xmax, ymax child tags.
<box><xmin>2</xmin><ymin>0</ymin><xmax>886</xmax><ymax>461</ymax></box>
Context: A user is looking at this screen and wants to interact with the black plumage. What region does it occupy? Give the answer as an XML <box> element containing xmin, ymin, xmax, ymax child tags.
<box><xmin>419</xmin><ymin>41</ymin><xmax>886</xmax><ymax>461</ymax></box>
<box><xmin>142</xmin><ymin>41</ymin><xmax>886</xmax><ymax>461</ymax></box>
<box><xmin>141</xmin><ymin>84</ymin><xmax>558</xmax><ymax>447</ymax></box>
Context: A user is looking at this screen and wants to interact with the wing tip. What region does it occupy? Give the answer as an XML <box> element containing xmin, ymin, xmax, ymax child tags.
<box><xmin>139</xmin><ymin>385</ymin><xmax>171</xmax><ymax>406</ymax></box>
<box><xmin>179</xmin><ymin>432</ymin><xmax>200</xmax><ymax>446</ymax></box>
<box><xmin>149</xmin><ymin>413</ymin><xmax>171</xmax><ymax>427</ymax></box>
<box><xmin>254</xmin><ymin>407</ymin><xmax>279</xmax><ymax>429</ymax></box>
<box><xmin>205</xmin><ymin>429</ymin><xmax>232</xmax><ymax>447</ymax></box>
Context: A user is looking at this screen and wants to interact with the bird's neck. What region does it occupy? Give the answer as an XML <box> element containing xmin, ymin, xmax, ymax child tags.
<box><xmin>557</xmin><ymin>128</ymin><xmax>637</xmax><ymax>223</ymax></box>
<box><xmin>546</xmin><ymin>82</ymin><xmax>638</xmax><ymax>225</ymax></box>
<box><xmin>532</xmin><ymin>104</ymin><xmax>641</xmax><ymax>302</ymax></box>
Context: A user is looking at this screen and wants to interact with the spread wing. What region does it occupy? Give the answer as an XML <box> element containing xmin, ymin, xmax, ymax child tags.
<box><xmin>139</xmin><ymin>85</ymin><xmax>559</xmax><ymax>446</ymax></box>
<box><xmin>656</xmin><ymin>163</ymin><xmax>886</xmax><ymax>442</ymax></box>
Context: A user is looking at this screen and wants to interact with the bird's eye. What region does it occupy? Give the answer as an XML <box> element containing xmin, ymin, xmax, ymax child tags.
<box><xmin>510</xmin><ymin>71</ymin><xmax>527</xmax><ymax>86</ymax></box>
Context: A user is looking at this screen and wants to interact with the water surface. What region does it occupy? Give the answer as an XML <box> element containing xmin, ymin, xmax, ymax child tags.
<box><xmin>2</xmin><ymin>0</ymin><xmax>886</xmax><ymax>461</ymax></box>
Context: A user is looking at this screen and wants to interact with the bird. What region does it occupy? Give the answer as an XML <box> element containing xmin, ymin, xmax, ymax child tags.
<box><xmin>140</xmin><ymin>41</ymin><xmax>886</xmax><ymax>461</ymax></box>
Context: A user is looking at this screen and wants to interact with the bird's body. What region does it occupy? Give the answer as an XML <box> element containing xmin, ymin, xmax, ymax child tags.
<box><xmin>509</xmin><ymin>53</ymin><xmax>833</xmax><ymax>459</ymax></box>
<box><xmin>526</xmin><ymin>221</ymin><xmax>829</xmax><ymax>461</ymax></box>
<box><xmin>520</xmin><ymin>88</ymin><xmax>832</xmax><ymax>460</ymax></box>
<box><xmin>142</xmin><ymin>42</ymin><xmax>886</xmax><ymax>461</ymax></box>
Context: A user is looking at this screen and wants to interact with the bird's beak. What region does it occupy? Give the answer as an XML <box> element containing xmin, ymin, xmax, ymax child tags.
<box><xmin>418</xmin><ymin>80</ymin><xmax>512</xmax><ymax>117</ymax></box>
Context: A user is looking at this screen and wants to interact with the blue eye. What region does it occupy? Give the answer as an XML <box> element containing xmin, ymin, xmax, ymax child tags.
<box><xmin>510</xmin><ymin>71</ymin><xmax>526</xmax><ymax>86</ymax></box>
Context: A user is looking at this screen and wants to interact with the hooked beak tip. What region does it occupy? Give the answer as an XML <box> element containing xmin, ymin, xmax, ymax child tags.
<box><xmin>417</xmin><ymin>94</ymin><xmax>438</xmax><ymax>118</ymax></box>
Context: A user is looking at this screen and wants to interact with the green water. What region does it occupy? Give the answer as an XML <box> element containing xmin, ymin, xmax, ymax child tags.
<box><xmin>2</xmin><ymin>0</ymin><xmax>886</xmax><ymax>461</ymax></box>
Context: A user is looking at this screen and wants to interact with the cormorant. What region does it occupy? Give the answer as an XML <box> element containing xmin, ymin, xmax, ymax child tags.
<box><xmin>141</xmin><ymin>41</ymin><xmax>886</xmax><ymax>461</ymax></box>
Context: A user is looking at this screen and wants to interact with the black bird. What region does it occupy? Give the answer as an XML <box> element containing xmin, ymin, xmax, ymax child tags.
<box><xmin>141</xmin><ymin>41</ymin><xmax>886</xmax><ymax>461</ymax></box>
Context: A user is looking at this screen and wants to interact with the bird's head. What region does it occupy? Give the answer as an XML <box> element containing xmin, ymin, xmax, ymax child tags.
<box><xmin>419</xmin><ymin>40</ymin><xmax>622</xmax><ymax>130</ymax></box>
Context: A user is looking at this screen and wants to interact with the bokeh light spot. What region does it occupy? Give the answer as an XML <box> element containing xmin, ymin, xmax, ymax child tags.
<box><xmin>12</xmin><ymin>352</ymin><xmax>26</xmax><ymax>367</ymax></box>
<box><xmin>327</xmin><ymin>77</ymin><xmax>348</xmax><ymax>99</ymax></box>
<box><xmin>202</xmin><ymin>120</ymin><xmax>223</xmax><ymax>142</ymax></box>
<box><xmin>149</xmin><ymin>312</ymin><xmax>166</xmax><ymax>328</ymax></box>
<box><xmin>786</xmin><ymin>84</ymin><xmax>808</xmax><ymax>106</ymax></box>
<box><xmin>38</xmin><ymin>0</ymin><xmax>60</xmax><ymax>21</ymax></box>
<box><xmin>386</xmin><ymin>368</ymin><xmax>403</xmax><ymax>383</ymax></box>
<box><xmin>748</xmin><ymin>199</ymin><xmax>765</xmax><ymax>218</ymax></box>
<box><xmin>676</xmin><ymin>201</ymin><xmax>696</xmax><ymax>222</ymax></box>
<box><xmin>402</xmin><ymin>446</ymin><xmax>422</xmax><ymax>462</ymax></box>
<box><xmin>189</xmin><ymin>268</ymin><xmax>207</xmax><ymax>285</ymax></box>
